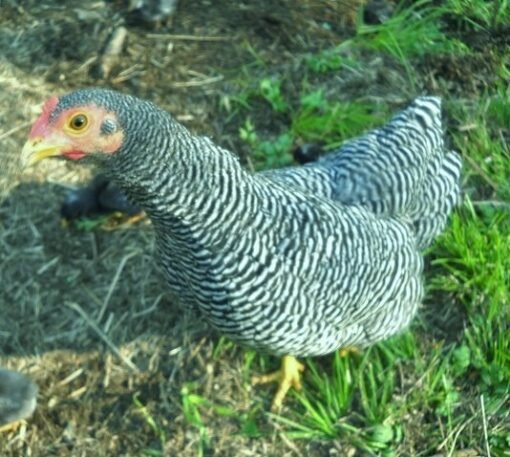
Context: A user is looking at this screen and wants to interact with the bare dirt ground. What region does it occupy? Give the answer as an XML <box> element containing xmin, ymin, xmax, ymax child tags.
<box><xmin>0</xmin><ymin>1</ymin><xmax>497</xmax><ymax>456</ymax></box>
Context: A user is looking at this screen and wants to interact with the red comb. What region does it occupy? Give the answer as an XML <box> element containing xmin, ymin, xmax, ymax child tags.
<box><xmin>29</xmin><ymin>96</ymin><xmax>59</xmax><ymax>137</ymax></box>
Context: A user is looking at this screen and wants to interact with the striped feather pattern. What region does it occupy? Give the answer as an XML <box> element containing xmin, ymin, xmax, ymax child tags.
<box><xmin>51</xmin><ymin>89</ymin><xmax>461</xmax><ymax>357</ymax></box>
<box><xmin>262</xmin><ymin>97</ymin><xmax>462</xmax><ymax>248</ymax></box>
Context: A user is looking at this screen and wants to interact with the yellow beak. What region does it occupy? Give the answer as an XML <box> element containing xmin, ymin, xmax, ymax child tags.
<box><xmin>20</xmin><ymin>137</ymin><xmax>66</xmax><ymax>168</ymax></box>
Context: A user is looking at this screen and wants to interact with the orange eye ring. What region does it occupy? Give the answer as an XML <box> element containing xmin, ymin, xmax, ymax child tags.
<box><xmin>68</xmin><ymin>113</ymin><xmax>88</xmax><ymax>131</ymax></box>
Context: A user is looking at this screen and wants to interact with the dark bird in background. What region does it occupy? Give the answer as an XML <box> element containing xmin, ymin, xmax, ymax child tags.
<box><xmin>61</xmin><ymin>174</ymin><xmax>141</xmax><ymax>221</ymax></box>
<box><xmin>21</xmin><ymin>89</ymin><xmax>461</xmax><ymax>410</ymax></box>
<box><xmin>0</xmin><ymin>368</ymin><xmax>37</xmax><ymax>432</ymax></box>
<box><xmin>127</xmin><ymin>0</ymin><xmax>179</xmax><ymax>27</ymax></box>
<box><xmin>292</xmin><ymin>143</ymin><xmax>323</xmax><ymax>164</ymax></box>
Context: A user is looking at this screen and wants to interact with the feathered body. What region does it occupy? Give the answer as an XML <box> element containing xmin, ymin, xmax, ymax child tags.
<box><xmin>0</xmin><ymin>368</ymin><xmax>37</xmax><ymax>426</ymax></box>
<box><xmin>262</xmin><ymin>98</ymin><xmax>461</xmax><ymax>249</ymax></box>
<box><xmin>24</xmin><ymin>90</ymin><xmax>462</xmax><ymax>359</ymax></box>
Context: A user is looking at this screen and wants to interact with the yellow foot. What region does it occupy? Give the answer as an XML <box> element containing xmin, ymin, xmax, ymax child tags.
<box><xmin>0</xmin><ymin>420</ymin><xmax>26</xmax><ymax>434</ymax></box>
<box><xmin>338</xmin><ymin>346</ymin><xmax>361</xmax><ymax>357</ymax></box>
<box><xmin>252</xmin><ymin>355</ymin><xmax>305</xmax><ymax>411</ymax></box>
<box><xmin>120</xmin><ymin>212</ymin><xmax>146</xmax><ymax>226</ymax></box>
<box><xmin>104</xmin><ymin>212</ymin><xmax>146</xmax><ymax>230</ymax></box>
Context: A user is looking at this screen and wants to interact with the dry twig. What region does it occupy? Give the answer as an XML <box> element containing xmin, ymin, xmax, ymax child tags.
<box><xmin>147</xmin><ymin>33</ymin><xmax>230</xmax><ymax>41</ymax></box>
<box><xmin>66</xmin><ymin>302</ymin><xmax>140</xmax><ymax>373</ymax></box>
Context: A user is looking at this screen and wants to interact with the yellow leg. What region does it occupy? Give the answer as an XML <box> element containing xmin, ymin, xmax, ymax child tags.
<box><xmin>104</xmin><ymin>212</ymin><xmax>146</xmax><ymax>230</ymax></box>
<box><xmin>124</xmin><ymin>213</ymin><xmax>146</xmax><ymax>225</ymax></box>
<box><xmin>252</xmin><ymin>355</ymin><xmax>305</xmax><ymax>411</ymax></box>
<box><xmin>338</xmin><ymin>346</ymin><xmax>361</xmax><ymax>357</ymax></box>
<box><xmin>0</xmin><ymin>420</ymin><xmax>26</xmax><ymax>434</ymax></box>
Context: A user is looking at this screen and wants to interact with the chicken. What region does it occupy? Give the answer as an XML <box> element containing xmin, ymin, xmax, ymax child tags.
<box><xmin>61</xmin><ymin>173</ymin><xmax>141</xmax><ymax>221</ymax></box>
<box><xmin>0</xmin><ymin>368</ymin><xmax>37</xmax><ymax>432</ymax></box>
<box><xmin>292</xmin><ymin>143</ymin><xmax>323</xmax><ymax>164</ymax></box>
<box><xmin>127</xmin><ymin>0</ymin><xmax>178</xmax><ymax>27</ymax></box>
<box><xmin>21</xmin><ymin>89</ymin><xmax>462</xmax><ymax>410</ymax></box>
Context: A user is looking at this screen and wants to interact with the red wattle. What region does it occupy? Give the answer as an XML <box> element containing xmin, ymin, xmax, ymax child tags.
<box><xmin>64</xmin><ymin>151</ymin><xmax>86</xmax><ymax>161</ymax></box>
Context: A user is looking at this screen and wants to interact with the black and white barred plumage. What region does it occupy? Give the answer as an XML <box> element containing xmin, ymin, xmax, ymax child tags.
<box><xmin>50</xmin><ymin>90</ymin><xmax>462</xmax><ymax>357</ymax></box>
<box><xmin>262</xmin><ymin>97</ymin><xmax>462</xmax><ymax>249</ymax></box>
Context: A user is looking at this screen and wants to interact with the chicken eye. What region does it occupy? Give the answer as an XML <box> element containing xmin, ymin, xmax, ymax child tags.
<box><xmin>69</xmin><ymin>114</ymin><xmax>88</xmax><ymax>131</ymax></box>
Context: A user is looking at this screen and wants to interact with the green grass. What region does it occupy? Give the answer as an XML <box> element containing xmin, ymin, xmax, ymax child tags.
<box><xmin>449</xmin><ymin>91</ymin><xmax>510</xmax><ymax>201</ymax></box>
<box><xmin>355</xmin><ymin>0</ymin><xmax>467</xmax><ymax>64</ymax></box>
<box><xmin>444</xmin><ymin>0</ymin><xmax>510</xmax><ymax>29</ymax></box>
<box><xmin>235</xmin><ymin>80</ymin><xmax>389</xmax><ymax>170</ymax></box>
<box><xmin>180</xmin><ymin>0</ymin><xmax>510</xmax><ymax>454</ymax></box>
<box><xmin>133</xmin><ymin>393</ymin><xmax>167</xmax><ymax>456</ymax></box>
<box><xmin>179</xmin><ymin>382</ymin><xmax>241</xmax><ymax>456</ymax></box>
<box><xmin>292</xmin><ymin>94</ymin><xmax>387</xmax><ymax>145</ymax></box>
<box><xmin>431</xmin><ymin>205</ymin><xmax>510</xmax><ymax>390</ymax></box>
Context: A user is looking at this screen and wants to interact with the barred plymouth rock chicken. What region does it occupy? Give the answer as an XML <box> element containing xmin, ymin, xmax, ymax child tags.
<box><xmin>21</xmin><ymin>89</ymin><xmax>462</xmax><ymax>410</ymax></box>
